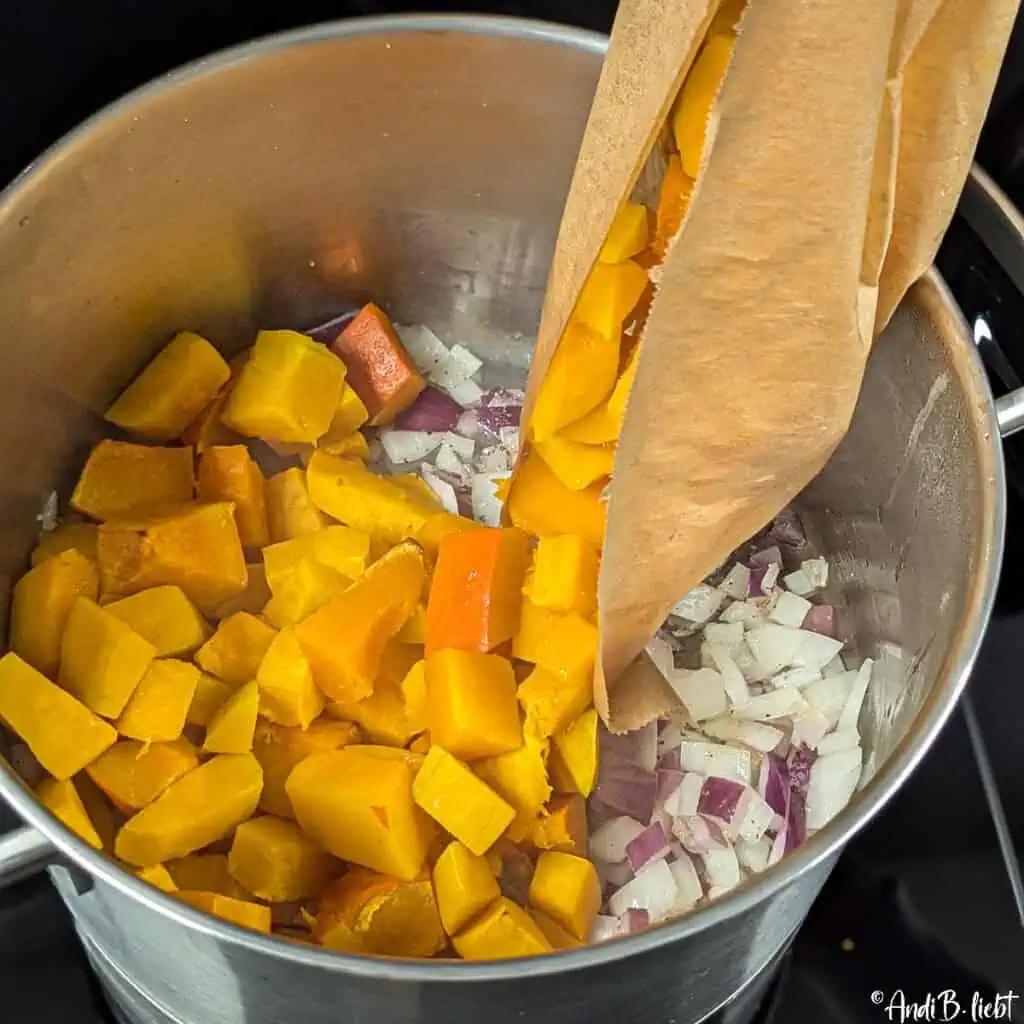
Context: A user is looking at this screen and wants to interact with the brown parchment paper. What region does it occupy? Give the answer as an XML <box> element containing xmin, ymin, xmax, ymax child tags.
<box><xmin>514</xmin><ymin>0</ymin><xmax>1018</xmax><ymax>731</ymax></box>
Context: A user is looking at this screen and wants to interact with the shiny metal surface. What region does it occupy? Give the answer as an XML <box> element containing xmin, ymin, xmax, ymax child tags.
<box><xmin>0</xmin><ymin>823</ymin><xmax>55</xmax><ymax>887</ymax></box>
<box><xmin>0</xmin><ymin>14</ymin><xmax>1006</xmax><ymax>1024</ymax></box>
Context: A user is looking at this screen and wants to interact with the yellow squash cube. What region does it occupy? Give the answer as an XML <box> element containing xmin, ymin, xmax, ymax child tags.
<box><xmin>475</xmin><ymin>734</ymin><xmax>551</xmax><ymax>823</ymax></box>
<box><xmin>286</xmin><ymin>746</ymin><xmax>437</xmax><ymax>881</ymax></box>
<box><xmin>116</xmin><ymin>659</ymin><xmax>201</xmax><ymax>742</ymax></box>
<box><xmin>106</xmin><ymin>585</ymin><xmax>210</xmax><ymax>657</ymax></box>
<box><xmin>105</xmin><ymin>331</ymin><xmax>231</xmax><ymax>440</ymax></box>
<box><xmin>530</xmin><ymin>909</ymin><xmax>583</xmax><ymax>949</ymax></box>
<box><xmin>264</xmin><ymin>467</ymin><xmax>326</xmax><ymax>543</ymax></box>
<box><xmin>222</xmin><ymin>329</ymin><xmax>346</xmax><ymax>443</ymax></box>
<box><xmin>425</xmin><ymin>650</ymin><xmax>521</xmax><ymax>761</ymax></box>
<box><xmin>399</xmin><ymin>659</ymin><xmax>428</xmax><ymax>733</ymax></box>
<box><xmin>517</xmin><ymin>665</ymin><xmax>592</xmax><ymax>740</ymax></box>
<box><xmin>328</xmin><ymin>677</ymin><xmax>417</xmax><ymax>749</ymax></box>
<box><xmin>36</xmin><ymin>777</ymin><xmax>103</xmax><ymax>849</ymax></box>
<box><xmin>71</xmin><ymin>440</ymin><xmax>195</xmax><ymax>521</ymax></box>
<box><xmin>197</xmin><ymin>445</ymin><xmax>269</xmax><ymax>549</ymax></box>
<box><xmin>673</xmin><ymin>33</ymin><xmax>735</xmax><ymax>178</ymax></box>
<box><xmin>411</xmin><ymin>746</ymin><xmax>514</xmax><ymax>856</ymax></box>
<box><xmin>204</xmin><ymin>681</ymin><xmax>259</xmax><ymax>754</ymax></box>
<box><xmin>136</xmin><ymin>864</ymin><xmax>178</xmax><ymax>893</ymax></box>
<box><xmin>527</xmin><ymin>535</ymin><xmax>599</xmax><ymax>617</ymax></box>
<box><xmin>264</xmin><ymin>525</ymin><xmax>371</xmax><ymax>583</ymax></box>
<box><xmin>185</xmin><ymin>673</ymin><xmax>237</xmax><ymax>728</ymax></box>
<box><xmin>195</xmin><ymin>612</ymin><xmax>277</xmax><ymax>687</ymax></box>
<box><xmin>228</xmin><ymin>815</ymin><xmax>336</xmax><ymax>902</ymax></box>
<box><xmin>322</xmin><ymin>381</ymin><xmax>370</xmax><ymax>441</ymax></box>
<box><xmin>598</xmin><ymin>202</ymin><xmax>650</xmax><ymax>263</ymax></box>
<box><xmin>262</xmin><ymin>558</ymin><xmax>349</xmax><ymax>628</ymax></box>
<box><xmin>253</xmin><ymin>718</ymin><xmax>360</xmax><ymax>819</ymax></box>
<box><xmin>550</xmin><ymin>708</ymin><xmax>598</xmax><ymax>797</ymax></box>
<box><xmin>30</xmin><ymin>523</ymin><xmax>99</xmax><ymax>566</ymax></box>
<box><xmin>512</xmin><ymin>598</ymin><xmax>563</xmax><ymax>664</ymax></box>
<box><xmin>397</xmin><ymin>604</ymin><xmax>427</xmax><ymax>645</ymax></box>
<box><xmin>178</xmin><ymin>891</ymin><xmax>271</xmax><ymax>933</ymax></box>
<box><xmin>59</xmin><ymin>598</ymin><xmax>156</xmax><ymax>718</ymax></box>
<box><xmin>574</xmin><ymin>260</ymin><xmax>648</xmax><ymax>343</ymax></box>
<box><xmin>211</xmin><ymin>563</ymin><xmax>272</xmax><ymax>620</ymax></box>
<box><xmin>255</xmin><ymin>628</ymin><xmax>324</xmax><ymax>729</ymax></box>
<box><xmin>535</xmin><ymin>436</ymin><xmax>615</xmax><ymax>492</ymax></box>
<box><xmin>432</xmin><ymin>840</ymin><xmax>501</xmax><ymax>936</ymax></box>
<box><xmin>452</xmin><ymin>897</ymin><xmax>552</xmax><ymax>960</ymax></box>
<box><xmin>87</xmin><ymin>738</ymin><xmax>199</xmax><ymax>810</ymax></box>
<box><xmin>534</xmin><ymin>611</ymin><xmax>599</xmax><ymax>682</ymax></box>
<box><xmin>10</xmin><ymin>550</ymin><xmax>98</xmax><ymax>677</ymax></box>
<box><xmin>295</xmin><ymin>542</ymin><xmax>425</xmax><ymax>703</ymax></box>
<box><xmin>528</xmin><ymin>851</ymin><xmax>601</xmax><ymax>941</ymax></box>
<box><xmin>115</xmin><ymin>753</ymin><xmax>263</xmax><ymax>866</ymax></box>
<box><xmin>165</xmin><ymin>853</ymin><xmax>252</xmax><ymax>899</ymax></box>
<box><xmin>319</xmin><ymin>431</ymin><xmax>370</xmax><ymax>461</ymax></box>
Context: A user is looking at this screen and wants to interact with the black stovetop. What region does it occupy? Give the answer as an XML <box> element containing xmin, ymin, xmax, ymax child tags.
<box><xmin>2</xmin><ymin>3</ymin><xmax>1024</xmax><ymax>1022</ymax></box>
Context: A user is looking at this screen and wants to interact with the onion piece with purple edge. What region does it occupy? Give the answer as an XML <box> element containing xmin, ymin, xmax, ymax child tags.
<box><xmin>589</xmin><ymin>816</ymin><xmax>647</xmax><ymax>863</ymax></box>
<box><xmin>634</xmin><ymin>720</ymin><xmax>659</xmax><ymax>773</ymax></box>
<box><xmin>608</xmin><ymin>859</ymin><xmax>679</xmax><ymax>922</ymax></box>
<box><xmin>749</xmin><ymin>546</ymin><xmax>783</xmax><ymax>570</ymax></box>
<box><xmin>394</xmin><ymin>386</ymin><xmax>464</xmax><ymax>432</ymax></box>
<box><xmin>669</xmin><ymin>853</ymin><xmax>704</xmax><ymax>911</ymax></box>
<box><xmin>697</xmin><ymin>776</ymin><xmax>746</xmax><ymax>823</ymax></box>
<box><xmin>588</xmin><ymin>915</ymin><xmax>623</xmax><ymax>943</ymax></box>
<box><xmin>787</xmin><ymin>744</ymin><xmax>817</xmax><ymax>796</ymax></box>
<box><xmin>672</xmin><ymin>815</ymin><xmax>729</xmax><ymax>855</ymax></box>
<box><xmin>758</xmin><ymin>753</ymin><xmax>791</xmax><ymax>820</ymax></box>
<box><xmin>663</xmin><ymin>771</ymin><xmax>704</xmax><ymax>817</ymax></box>
<box><xmin>719</xmin><ymin>563</ymin><xmax>750</xmax><ymax>601</ymax></box>
<box><xmin>592</xmin><ymin>754</ymin><xmax>659</xmax><ymax>824</ymax></box>
<box><xmin>785</xmin><ymin>790</ymin><xmax>807</xmax><ymax>852</ymax></box>
<box><xmin>769</xmin><ymin>591</ymin><xmax>813</xmax><ymax>628</ymax></box>
<box><xmin>657</xmin><ymin>768</ymin><xmax>684</xmax><ymax>803</ymax></box>
<box><xmin>801</xmin><ymin>604</ymin><xmax>836</xmax><ymax>637</ymax></box>
<box><xmin>700</xmin><ymin>716</ymin><xmax>784</xmax><ymax>753</ymax></box>
<box><xmin>732</xmin><ymin>688</ymin><xmax>808</xmax><ymax>722</ymax></box>
<box><xmin>625</xmin><ymin>821</ymin><xmax>672</xmax><ymax>872</ymax></box>
<box><xmin>620</xmin><ymin>908</ymin><xmax>650</xmax><ymax>934</ymax></box>
<box><xmin>476</xmin><ymin>389</ymin><xmax>523</xmax><ymax>433</ymax></box>
<box><xmin>597</xmin><ymin>859</ymin><xmax>635</xmax><ymax>893</ymax></box>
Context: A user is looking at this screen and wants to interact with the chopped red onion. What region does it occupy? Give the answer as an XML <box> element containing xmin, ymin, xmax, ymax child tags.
<box><xmin>836</xmin><ymin>658</ymin><xmax>873</xmax><ymax>733</ymax></box>
<box><xmin>590</xmin><ymin>816</ymin><xmax>647</xmax><ymax>863</ymax></box>
<box><xmin>700</xmin><ymin>716</ymin><xmax>785</xmax><ymax>753</ymax></box>
<box><xmin>822</xmin><ymin>654</ymin><xmax>847</xmax><ymax>678</ymax></box>
<box><xmin>592</xmin><ymin>755</ymin><xmax>659</xmax><ymax>824</ymax></box>
<box><xmin>668</xmin><ymin>667</ymin><xmax>728</xmax><ymax>723</ymax></box>
<box><xmin>434</xmin><ymin>443</ymin><xmax>468</xmax><ymax>479</ymax></box>
<box><xmin>668</xmin><ymin>853</ymin><xmax>704</xmax><ymax>911</ymax></box>
<box><xmin>305</xmin><ymin>310</ymin><xmax>357</xmax><ymax>342</ymax></box>
<box><xmin>454</xmin><ymin>408</ymin><xmax>483</xmax><ymax>439</ymax></box>
<box><xmin>697</xmin><ymin>776</ymin><xmax>746</xmax><ymax>823</ymax></box>
<box><xmin>805</xmin><ymin>747</ymin><xmax>861</xmax><ymax>829</ymax></box>
<box><xmin>394</xmin><ymin>387</ymin><xmax>464</xmax><ymax>432</ymax></box>
<box><xmin>747</xmin><ymin>565</ymin><xmax>780</xmax><ymax>599</ymax></box>
<box><xmin>608</xmin><ymin>859</ymin><xmax>678</xmax><ymax>922</ymax></box>
<box><xmin>658</xmin><ymin>747</ymin><xmax>681</xmax><ymax>772</ymax></box>
<box><xmin>672</xmin><ymin>815</ymin><xmax>728</xmax><ymax>856</ymax></box>
<box><xmin>767</xmin><ymin>826</ymin><xmax>787</xmax><ymax>867</ymax></box>
<box><xmin>735</xmin><ymin>789</ymin><xmax>777</xmax><ymax>842</ymax></box>
<box><xmin>733</xmin><ymin>688</ymin><xmax>808</xmax><ymax>722</ymax></box>
<box><xmin>720</xmin><ymin>600</ymin><xmax>764</xmax><ymax>625</ymax></box>
<box><xmin>758</xmin><ymin>753</ymin><xmax>791</xmax><ymax>819</ymax></box>
<box><xmin>719</xmin><ymin>563</ymin><xmax>751</xmax><ymax>601</ymax></box>
<box><xmin>699</xmin><ymin>845</ymin><xmax>741</xmax><ymax>894</ymax></box>
<box><xmin>597</xmin><ymin>858</ymin><xmax>635</xmax><ymax>893</ymax></box>
<box><xmin>736</xmin><ymin>837</ymin><xmax>771</xmax><ymax>873</ymax></box>
<box><xmin>671</xmin><ymin>585</ymin><xmax>726</xmax><ymax>623</ymax></box>
<box><xmin>646</xmin><ymin>636</ymin><xmax>675</xmax><ymax>677</ymax></box>
<box><xmin>769</xmin><ymin>591</ymin><xmax>813</xmax><ymax>628</ymax></box>
<box><xmin>477</xmin><ymin>394</ymin><xmax>522</xmax><ymax>432</ymax></box>
<box><xmin>663</xmin><ymin>771</ymin><xmax>704</xmax><ymax>817</ymax></box>
<box><xmin>749</xmin><ymin>546</ymin><xmax>783</xmax><ymax>570</ymax></box>
<box><xmin>634</xmin><ymin>720</ymin><xmax>659</xmax><ymax>773</ymax></box>
<box><xmin>625</xmin><ymin>821</ymin><xmax>672</xmax><ymax>872</ymax></box>
<box><xmin>620</xmin><ymin>908</ymin><xmax>650</xmax><ymax>934</ymax></box>
<box><xmin>782</xmin><ymin>568</ymin><xmax>813</xmax><ymax>596</ymax></box>
<box><xmin>679</xmin><ymin>740</ymin><xmax>752</xmax><ymax>784</ymax></box>
<box><xmin>785</xmin><ymin>790</ymin><xmax>807</xmax><ymax>852</ymax></box>
<box><xmin>702</xmin><ymin>645</ymin><xmax>750</xmax><ymax>709</ymax></box>
<box><xmin>803</xmin><ymin>557</ymin><xmax>829</xmax><ymax>589</ymax></box>
<box><xmin>787</xmin><ymin>744</ymin><xmax>817</xmax><ymax>796</ymax></box>
<box><xmin>657</xmin><ymin>768</ymin><xmax>684</xmax><ymax>803</ymax></box>
<box><xmin>395</xmin><ymin>323</ymin><xmax>450</xmax><ymax>376</ymax></box>
<box><xmin>588</xmin><ymin>915</ymin><xmax>624</xmax><ymax>943</ymax></box>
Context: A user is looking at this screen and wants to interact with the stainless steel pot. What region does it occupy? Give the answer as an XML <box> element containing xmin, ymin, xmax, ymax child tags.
<box><xmin>0</xmin><ymin>14</ymin><xmax>1017</xmax><ymax>1024</ymax></box>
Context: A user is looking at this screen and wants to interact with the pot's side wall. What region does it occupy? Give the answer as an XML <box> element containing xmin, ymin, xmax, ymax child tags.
<box><xmin>53</xmin><ymin>856</ymin><xmax>836</xmax><ymax>1024</ymax></box>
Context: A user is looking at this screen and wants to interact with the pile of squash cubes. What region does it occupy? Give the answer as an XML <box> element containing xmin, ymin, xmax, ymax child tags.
<box><xmin>0</xmin><ymin>8</ymin><xmax>740</xmax><ymax>957</ymax></box>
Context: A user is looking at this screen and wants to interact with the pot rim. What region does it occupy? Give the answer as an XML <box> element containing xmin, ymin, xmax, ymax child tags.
<box><xmin>0</xmin><ymin>12</ymin><xmax>1006</xmax><ymax>982</ymax></box>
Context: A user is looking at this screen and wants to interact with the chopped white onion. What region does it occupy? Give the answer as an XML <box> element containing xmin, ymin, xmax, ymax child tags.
<box><xmin>789</xmin><ymin>709</ymin><xmax>832</xmax><ymax>749</ymax></box>
<box><xmin>732</xmin><ymin>687</ymin><xmax>808</xmax><ymax>721</ymax></box>
<box><xmin>735</xmin><ymin>789</ymin><xmax>777</xmax><ymax>842</ymax></box>
<box><xmin>704</xmin><ymin>622</ymin><xmax>745</xmax><ymax>648</ymax></box>
<box><xmin>816</xmin><ymin>728</ymin><xmax>861</xmax><ymax>755</ymax></box>
<box><xmin>793</xmin><ymin>630</ymin><xmax>845</xmax><ymax>670</ymax></box>
<box><xmin>672</xmin><ymin>585</ymin><xmax>726</xmax><ymax>623</ymax></box>
<box><xmin>744</xmin><ymin>624</ymin><xmax>806</xmax><ymax>675</ymax></box>
<box><xmin>679</xmin><ymin>740</ymin><xmax>752</xmax><ymax>784</ymax></box>
<box><xmin>803</xmin><ymin>672</ymin><xmax>856</xmax><ymax>728</ymax></box>
<box><xmin>822</xmin><ymin>654</ymin><xmax>848</xmax><ymax>678</ymax></box>
<box><xmin>769</xmin><ymin>665</ymin><xmax>822</xmax><ymax>689</ymax></box>
<box><xmin>663</xmin><ymin>771</ymin><xmax>704</xmax><ymax>817</ymax></box>
<box><xmin>635</xmin><ymin>721</ymin><xmax>659</xmax><ymax>773</ymax></box>
<box><xmin>669</xmin><ymin>667</ymin><xmax>728</xmax><ymax>722</ymax></box>
<box><xmin>470</xmin><ymin>473</ymin><xmax>507</xmax><ymax>527</ymax></box>
<box><xmin>732</xmin><ymin>642</ymin><xmax>770</xmax><ymax>683</ymax></box>
<box><xmin>719</xmin><ymin>564</ymin><xmax>751</xmax><ymax>600</ymax></box>
<box><xmin>434</xmin><ymin>442</ymin><xmax>466</xmax><ymax>476</ymax></box>
<box><xmin>704</xmin><ymin>644</ymin><xmax>750</xmax><ymax>708</ymax></box>
<box><xmin>699</xmin><ymin>845</ymin><xmax>741</xmax><ymax>892</ymax></box>
<box><xmin>836</xmin><ymin>658</ymin><xmax>873</xmax><ymax>733</ymax></box>
<box><xmin>803</xmin><ymin>557</ymin><xmax>829</xmax><ymax>590</ymax></box>
<box><xmin>420</xmin><ymin>467</ymin><xmax>459</xmax><ymax>514</ymax></box>
<box><xmin>805</xmin><ymin>747</ymin><xmax>862</xmax><ymax>829</ymax></box>
<box><xmin>437</xmin><ymin>343</ymin><xmax>483</xmax><ymax>385</ymax></box>
<box><xmin>736</xmin><ymin>837</ymin><xmax>771</xmax><ymax>874</ymax></box>
<box><xmin>782</xmin><ymin>568</ymin><xmax>813</xmax><ymax>596</ymax></box>
<box><xmin>447</xmin><ymin>378</ymin><xmax>484</xmax><ymax>407</ymax></box>
<box><xmin>721</xmin><ymin>600</ymin><xmax>765</xmax><ymax>624</ymax></box>
<box><xmin>588</xmin><ymin>915</ymin><xmax>624</xmax><ymax>943</ymax></box>
<box><xmin>378</xmin><ymin>429</ymin><xmax>444</xmax><ymax>464</ymax></box>
<box><xmin>608</xmin><ymin>859</ymin><xmax>678</xmax><ymax>922</ymax></box>
<box><xmin>700</xmin><ymin>716</ymin><xmax>784</xmax><ymax>753</ymax></box>
<box><xmin>672</xmin><ymin>815</ymin><xmax>728</xmax><ymax>855</ymax></box>
<box><xmin>476</xmin><ymin>446</ymin><xmax>512</xmax><ymax>474</ymax></box>
<box><xmin>668</xmin><ymin>853</ymin><xmax>704</xmax><ymax>911</ymax></box>
<box><xmin>769</xmin><ymin>591</ymin><xmax>813</xmax><ymax>628</ymax></box>
<box><xmin>395</xmin><ymin>323</ymin><xmax>450</xmax><ymax>377</ymax></box>
<box><xmin>443</xmin><ymin>432</ymin><xmax>475</xmax><ymax>458</ymax></box>
<box><xmin>589</xmin><ymin>816</ymin><xmax>647</xmax><ymax>863</ymax></box>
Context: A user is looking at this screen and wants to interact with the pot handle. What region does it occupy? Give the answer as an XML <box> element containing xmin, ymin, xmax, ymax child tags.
<box><xmin>995</xmin><ymin>390</ymin><xmax>1024</xmax><ymax>438</ymax></box>
<box><xmin>0</xmin><ymin>824</ymin><xmax>57</xmax><ymax>888</ymax></box>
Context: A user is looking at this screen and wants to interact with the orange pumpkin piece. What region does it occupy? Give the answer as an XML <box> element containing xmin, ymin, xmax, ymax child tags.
<box><xmin>550</xmin><ymin>708</ymin><xmax>599</xmax><ymax>797</ymax></box>
<box><xmin>652</xmin><ymin>153</ymin><xmax>695</xmax><ymax>260</ymax></box>
<box><xmin>166</xmin><ymin>853</ymin><xmax>254</xmax><ymax>899</ymax></box>
<box><xmin>330</xmin><ymin>303</ymin><xmax>426</xmax><ymax>426</ymax></box>
<box><xmin>197</xmin><ymin>445</ymin><xmax>269</xmax><ymax>549</ymax></box>
<box><xmin>86</xmin><ymin>738</ymin><xmax>199</xmax><ymax>810</ymax></box>
<box><xmin>178</xmin><ymin>890</ymin><xmax>271</xmax><ymax>933</ymax></box>
<box><xmin>509</xmin><ymin>794</ymin><xmax>588</xmax><ymax>855</ymax></box>
<box><xmin>534</xmin><ymin>436</ymin><xmax>615</xmax><ymax>492</ymax></box>
<box><xmin>36</xmin><ymin>777</ymin><xmax>103</xmax><ymax>849</ymax></box>
<box><xmin>452</xmin><ymin>897</ymin><xmax>552</xmax><ymax>960</ymax></box>
<box><xmin>180</xmin><ymin>385</ymin><xmax>240</xmax><ymax>454</ymax></box>
<box><xmin>432</xmin><ymin>840</ymin><xmax>501</xmax><ymax>936</ymax></box>
<box><xmin>185</xmin><ymin>673</ymin><xmax>237</xmax><ymax>728</ymax></box>
<box><xmin>195</xmin><ymin>612</ymin><xmax>277</xmax><ymax>687</ymax></box>
<box><xmin>204</xmin><ymin>681</ymin><xmax>259</xmax><ymax>754</ymax></box>
<box><xmin>425</xmin><ymin>527</ymin><xmax>531</xmax><ymax>655</ymax></box>
<box><xmin>30</xmin><ymin>524</ymin><xmax>99</xmax><ymax>567</ymax></box>
<box><xmin>528</xmin><ymin>851</ymin><xmax>601</xmax><ymax>941</ymax></box>
<box><xmin>264</xmin><ymin>467</ymin><xmax>326</xmax><ymax>543</ymax></box>
<box><xmin>228</xmin><ymin>816</ymin><xmax>336</xmax><ymax>902</ymax></box>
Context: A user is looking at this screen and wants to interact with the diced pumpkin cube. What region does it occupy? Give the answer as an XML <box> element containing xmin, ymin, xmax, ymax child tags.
<box><xmin>306</xmin><ymin>452</ymin><xmax>439</xmax><ymax>548</ymax></box>
<box><xmin>295</xmin><ymin>541</ymin><xmax>425</xmax><ymax>703</ymax></box>
<box><xmin>535</xmin><ymin>436</ymin><xmax>615</xmax><ymax>491</ymax></box>
<box><xmin>264</xmin><ymin>525</ymin><xmax>370</xmax><ymax>585</ymax></box>
<box><xmin>181</xmin><ymin>383</ymin><xmax>240</xmax><ymax>455</ymax></box>
<box><xmin>97</xmin><ymin>502</ymin><xmax>248</xmax><ymax>613</ymax></box>
<box><xmin>329</xmin><ymin>676</ymin><xmax>417</xmax><ymax>748</ymax></box>
<box><xmin>10</xmin><ymin>550</ymin><xmax>98</xmax><ymax>677</ymax></box>
<box><xmin>452</xmin><ymin>897</ymin><xmax>552</xmax><ymax>960</ymax></box>
<box><xmin>528</xmin><ymin>851</ymin><xmax>600</xmax><ymax>941</ymax></box>
<box><xmin>59</xmin><ymin>598</ymin><xmax>156</xmax><ymax>718</ymax></box>
<box><xmin>204</xmin><ymin>681</ymin><xmax>259</xmax><ymax>754</ymax></box>
<box><xmin>36</xmin><ymin>777</ymin><xmax>103</xmax><ymax>849</ymax></box>
<box><xmin>599</xmin><ymin>202</ymin><xmax>651</xmax><ymax>263</ymax></box>
<box><xmin>72</xmin><ymin>440</ymin><xmax>195</xmax><ymax>521</ymax></box>
<box><xmin>475</xmin><ymin>734</ymin><xmax>551</xmax><ymax>823</ymax></box>
<box><xmin>195</xmin><ymin>612</ymin><xmax>277</xmax><ymax>687</ymax></box>
<box><xmin>425</xmin><ymin>527</ymin><xmax>531</xmax><ymax>655</ymax></box>
<box><xmin>255</xmin><ymin>628</ymin><xmax>324</xmax><ymax>729</ymax></box>
<box><xmin>517</xmin><ymin>665</ymin><xmax>592</xmax><ymax>740</ymax></box>
<box><xmin>652</xmin><ymin>153</ymin><xmax>695</xmax><ymax>260</ymax></box>
<box><xmin>262</xmin><ymin>559</ymin><xmax>349</xmax><ymax>628</ymax></box>
<box><xmin>31</xmin><ymin>524</ymin><xmax>99</xmax><ymax>566</ymax></box>
<box><xmin>527</xmin><ymin>535</ymin><xmax>598</xmax><ymax>617</ymax></box>
<box><xmin>86</xmin><ymin>738</ymin><xmax>199</xmax><ymax>809</ymax></box>
<box><xmin>228</xmin><ymin>816</ymin><xmax>336</xmax><ymax>902</ymax></box>
<box><xmin>212</xmin><ymin>563</ymin><xmax>272</xmax><ymax>620</ymax></box>
<box><xmin>530</xmin><ymin>909</ymin><xmax>583</xmax><ymax>949</ymax></box>
<box><xmin>512</xmin><ymin>598</ymin><xmax>563</xmax><ymax>664</ymax></box>
<box><xmin>550</xmin><ymin>709</ymin><xmax>598</xmax><ymax>797</ymax></box>
<box><xmin>264</xmin><ymin>468</ymin><xmax>326</xmax><ymax>543</ymax></box>
<box><xmin>574</xmin><ymin>260</ymin><xmax>648</xmax><ymax>343</ymax></box>
<box><xmin>286</xmin><ymin>746</ymin><xmax>437</xmax><ymax>881</ymax></box>
<box><xmin>322</xmin><ymin>382</ymin><xmax>370</xmax><ymax>441</ymax></box>
<box><xmin>222</xmin><ymin>329</ymin><xmax>346</xmax><ymax>443</ymax></box>
<box><xmin>115</xmin><ymin>753</ymin><xmax>263</xmax><ymax>866</ymax></box>
<box><xmin>136</xmin><ymin>863</ymin><xmax>178</xmax><ymax>893</ymax></box>
<box><xmin>105</xmin><ymin>331</ymin><xmax>231</xmax><ymax>440</ymax></box>
<box><xmin>396</xmin><ymin>603</ymin><xmax>427</xmax><ymax>644</ymax></box>
<box><xmin>425</xmin><ymin>650</ymin><xmax>521</xmax><ymax>761</ymax></box>
<box><xmin>506</xmin><ymin>451</ymin><xmax>606</xmax><ymax>549</ymax></box>
<box><xmin>165</xmin><ymin>853</ymin><xmax>253</xmax><ymax>899</ymax></box>
<box><xmin>561</xmin><ymin>343</ymin><xmax>638</xmax><ymax>446</ymax></box>
<box><xmin>197</xmin><ymin>445</ymin><xmax>269</xmax><ymax>549</ymax></box>
<box><xmin>313</xmin><ymin>868</ymin><xmax>445</xmax><ymax>957</ymax></box>
<box><xmin>408</xmin><ymin>732</ymin><xmax>431</xmax><ymax>755</ymax></box>
<box><xmin>253</xmin><ymin>718</ymin><xmax>359</xmax><ymax>819</ymax></box>
<box><xmin>533</xmin><ymin>611</ymin><xmax>598</xmax><ymax>683</ymax></box>
<box><xmin>433</xmin><ymin>840</ymin><xmax>501</xmax><ymax>936</ymax></box>
<box><xmin>330</xmin><ymin>304</ymin><xmax>426</xmax><ymax>426</ymax></box>
<box><xmin>74</xmin><ymin>774</ymin><xmax>121</xmax><ymax>852</ymax></box>
<box><xmin>178</xmin><ymin>890</ymin><xmax>271</xmax><ymax>933</ymax></box>
<box><xmin>116</xmin><ymin>659</ymin><xmax>201</xmax><ymax>742</ymax></box>
<box><xmin>185</xmin><ymin>673</ymin><xmax>237</xmax><ymax>728</ymax></box>
<box><xmin>319</xmin><ymin>431</ymin><xmax>370</xmax><ymax>460</ymax></box>
<box><xmin>672</xmin><ymin>33</ymin><xmax>735</xmax><ymax>178</ymax></box>
<box><xmin>412</xmin><ymin>746</ymin><xmax>514</xmax><ymax>856</ymax></box>
<box><xmin>528</xmin><ymin>320</ymin><xmax>619</xmax><ymax>443</ymax></box>
<box><xmin>399</xmin><ymin>659</ymin><xmax>428</xmax><ymax>734</ymax></box>
<box><xmin>106</xmin><ymin>585</ymin><xmax>210</xmax><ymax>657</ymax></box>
<box><xmin>416</xmin><ymin>512</ymin><xmax>482</xmax><ymax>556</ymax></box>
<box><xmin>534</xmin><ymin>794</ymin><xmax>588</xmax><ymax>854</ymax></box>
